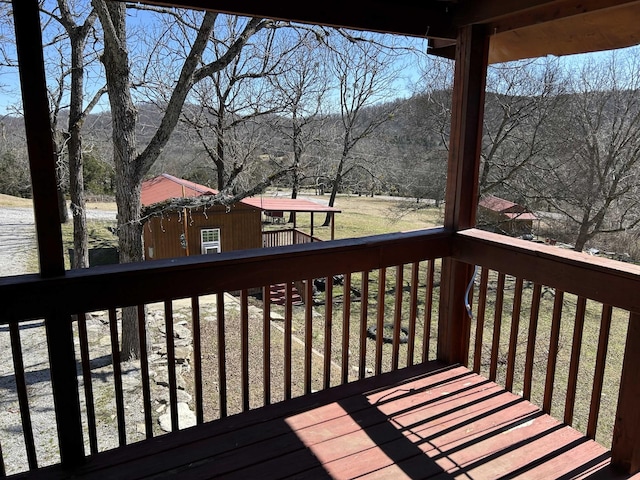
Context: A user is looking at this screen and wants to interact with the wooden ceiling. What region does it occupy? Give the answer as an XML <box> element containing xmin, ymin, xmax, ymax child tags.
<box><xmin>121</xmin><ymin>0</ymin><xmax>640</xmax><ymax>62</ymax></box>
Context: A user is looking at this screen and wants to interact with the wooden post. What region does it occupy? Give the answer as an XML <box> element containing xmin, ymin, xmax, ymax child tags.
<box><xmin>13</xmin><ymin>0</ymin><xmax>85</xmax><ymax>467</ymax></box>
<box><xmin>181</xmin><ymin>186</ymin><xmax>190</xmax><ymax>256</ymax></box>
<box><xmin>437</xmin><ymin>24</ymin><xmax>489</xmax><ymax>365</ymax></box>
<box><xmin>611</xmin><ymin>312</ymin><xmax>640</xmax><ymax>474</ymax></box>
<box><xmin>330</xmin><ymin>213</ymin><xmax>335</xmax><ymax>240</ymax></box>
<box><xmin>13</xmin><ymin>0</ymin><xmax>65</xmax><ymax>277</ymax></box>
<box><xmin>310</xmin><ymin>212</ymin><xmax>314</xmax><ymax>241</ymax></box>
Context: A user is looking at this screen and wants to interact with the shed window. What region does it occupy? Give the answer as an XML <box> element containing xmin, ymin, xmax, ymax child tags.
<box><xmin>201</xmin><ymin>228</ymin><xmax>221</xmax><ymax>254</ymax></box>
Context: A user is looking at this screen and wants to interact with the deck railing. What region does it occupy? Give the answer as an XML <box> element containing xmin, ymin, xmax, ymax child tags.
<box><xmin>1</xmin><ymin>227</ymin><xmax>639</xmax><ymax>476</ymax></box>
<box><xmin>0</xmin><ymin>227</ymin><xmax>449</xmax><ymax>476</ymax></box>
<box><xmin>452</xmin><ymin>229</ymin><xmax>640</xmax><ymax>470</ymax></box>
<box><xmin>262</xmin><ymin>228</ymin><xmax>321</xmax><ymax>248</ymax></box>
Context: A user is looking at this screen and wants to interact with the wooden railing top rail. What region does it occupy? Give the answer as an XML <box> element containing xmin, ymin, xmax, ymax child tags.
<box><xmin>0</xmin><ymin>227</ymin><xmax>451</xmax><ymax>323</ymax></box>
<box><xmin>262</xmin><ymin>228</ymin><xmax>296</xmax><ymax>234</ymax></box>
<box><xmin>262</xmin><ymin>228</ymin><xmax>322</xmax><ymax>242</ymax></box>
<box><xmin>453</xmin><ymin>228</ymin><xmax>640</xmax><ymax>313</ymax></box>
<box><xmin>293</xmin><ymin>228</ymin><xmax>323</xmax><ymax>242</ymax></box>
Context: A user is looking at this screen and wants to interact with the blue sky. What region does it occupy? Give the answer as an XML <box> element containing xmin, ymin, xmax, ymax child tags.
<box><xmin>0</xmin><ymin>5</ymin><xmax>637</xmax><ymax>118</ymax></box>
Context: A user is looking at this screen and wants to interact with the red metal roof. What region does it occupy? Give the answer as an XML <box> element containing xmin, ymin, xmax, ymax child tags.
<box><xmin>503</xmin><ymin>211</ymin><xmax>538</xmax><ymax>221</ymax></box>
<box><xmin>141</xmin><ymin>174</ymin><xmax>217</xmax><ymax>206</ymax></box>
<box><xmin>478</xmin><ymin>194</ymin><xmax>518</xmax><ymax>213</ymax></box>
<box><xmin>141</xmin><ymin>174</ymin><xmax>341</xmax><ymax>213</ymax></box>
<box><xmin>241</xmin><ymin>197</ymin><xmax>341</xmax><ymax>213</ymax></box>
<box><xmin>478</xmin><ymin>194</ymin><xmax>537</xmax><ymax>219</ymax></box>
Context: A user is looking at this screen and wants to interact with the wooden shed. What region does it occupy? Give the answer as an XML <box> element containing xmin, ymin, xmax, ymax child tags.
<box><xmin>141</xmin><ymin>174</ymin><xmax>342</xmax><ymax>260</ymax></box>
<box><xmin>141</xmin><ymin>174</ymin><xmax>263</xmax><ymax>260</ymax></box>
<box><xmin>478</xmin><ymin>194</ymin><xmax>538</xmax><ymax>235</ymax></box>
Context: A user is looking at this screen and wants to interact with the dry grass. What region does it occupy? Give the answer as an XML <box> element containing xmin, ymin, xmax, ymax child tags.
<box><xmin>290</xmin><ymin>192</ymin><xmax>444</xmax><ymax>240</ymax></box>
<box><xmin>0</xmin><ymin>194</ymin><xmax>32</xmax><ymax>208</ymax></box>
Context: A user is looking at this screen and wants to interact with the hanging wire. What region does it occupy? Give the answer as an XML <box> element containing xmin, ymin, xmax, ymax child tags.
<box><xmin>464</xmin><ymin>265</ymin><xmax>480</xmax><ymax>320</ymax></box>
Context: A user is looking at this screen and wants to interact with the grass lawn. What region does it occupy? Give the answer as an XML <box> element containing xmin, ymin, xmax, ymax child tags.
<box><xmin>282</xmin><ymin>191</ymin><xmax>444</xmax><ymax>240</ymax></box>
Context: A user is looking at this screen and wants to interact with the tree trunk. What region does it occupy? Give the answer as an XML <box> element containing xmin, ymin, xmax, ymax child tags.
<box><xmin>68</xmin><ymin>30</ymin><xmax>89</xmax><ymax>269</ymax></box>
<box><xmin>323</xmin><ymin>174</ymin><xmax>340</xmax><ymax>226</ymax></box>
<box><xmin>96</xmin><ymin>0</ymin><xmax>142</xmax><ymax>359</ymax></box>
<box><xmin>68</xmin><ymin>131</ymin><xmax>88</xmax><ymax>268</ymax></box>
<box><xmin>573</xmin><ymin>209</ymin><xmax>593</xmax><ymax>252</ymax></box>
<box><xmin>323</xmin><ymin>153</ymin><xmax>345</xmax><ymax>226</ymax></box>
<box><xmin>56</xmin><ymin>171</ymin><xmax>69</xmax><ymax>224</ymax></box>
<box><xmin>289</xmin><ymin>126</ymin><xmax>302</xmax><ymax>223</ymax></box>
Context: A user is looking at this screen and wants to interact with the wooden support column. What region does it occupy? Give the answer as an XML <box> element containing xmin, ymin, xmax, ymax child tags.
<box><xmin>12</xmin><ymin>0</ymin><xmax>84</xmax><ymax>468</ymax></box>
<box><xmin>611</xmin><ymin>312</ymin><xmax>640</xmax><ymax>474</ymax></box>
<box><xmin>437</xmin><ymin>24</ymin><xmax>489</xmax><ymax>365</ymax></box>
<box><xmin>13</xmin><ymin>0</ymin><xmax>65</xmax><ymax>276</ymax></box>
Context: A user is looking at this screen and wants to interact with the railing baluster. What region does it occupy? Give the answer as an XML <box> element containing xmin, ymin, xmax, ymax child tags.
<box><xmin>323</xmin><ymin>276</ymin><xmax>334</xmax><ymax>390</ymax></box>
<box><xmin>341</xmin><ymin>273</ymin><xmax>352</xmax><ymax>385</ymax></box>
<box><xmin>375</xmin><ymin>268</ymin><xmax>386</xmax><ymax>376</ymax></box>
<box><xmin>216</xmin><ymin>293</ymin><xmax>227</xmax><ymax>418</ymax></box>
<box><xmin>77</xmin><ymin>314</ymin><xmax>98</xmax><ymax>453</ymax></box>
<box><xmin>136</xmin><ymin>306</ymin><xmax>154</xmax><ymax>438</ymax></box>
<box><xmin>543</xmin><ymin>290</ymin><xmax>564</xmax><ymax>414</ymax></box>
<box><xmin>108</xmin><ymin>309</ymin><xmax>126</xmax><ymax>445</ymax></box>
<box><xmin>190</xmin><ymin>298</ymin><xmax>204</xmax><ymax>424</ymax></box>
<box><xmin>523</xmin><ymin>283</ymin><xmax>542</xmax><ymax>401</ymax></box>
<box><xmin>263</xmin><ymin>286</ymin><xmax>272</xmax><ymax>405</ymax></box>
<box><xmin>303</xmin><ymin>280</ymin><xmax>313</xmax><ymax>395</ymax></box>
<box><xmin>407</xmin><ymin>262</ymin><xmax>419</xmax><ymax>367</ymax></box>
<box><xmin>45</xmin><ymin>314</ymin><xmax>84</xmax><ymax>467</ymax></box>
<box><xmin>505</xmin><ymin>277</ymin><xmax>523</xmax><ymax>392</ymax></box>
<box><xmin>564</xmin><ymin>296</ymin><xmax>587</xmax><ymax>426</ymax></box>
<box><xmin>240</xmin><ymin>291</ymin><xmax>250</xmax><ymax>412</ymax></box>
<box><xmin>489</xmin><ymin>272</ymin><xmax>506</xmax><ymax>382</ymax></box>
<box><xmin>163</xmin><ymin>302</ymin><xmax>179</xmax><ymax>432</ymax></box>
<box><xmin>612</xmin><ymin>312</ymin><xmax>640</xmax><ymax>474</ymax></box>
<box><xmin>391</xmin><ymin>265</ymin><xmax>404</xmax><ymax>371</ymax></box>
<box><xmin>284</xmin><ymin>282</ymin><xmax>293</xmax><ymax>400</ymax></box>
<box><xmin>472</xmin><ymin>267</ymin><xmax>489</xmax><ymax>373</ymax></box>
<box><xmin>422</xmin><ymin>260</ymin><xmax>435</xmax><ymax>361</ymax></box>
<box><xmin>358</xmin><ymin>271</ymin><xmax>369</xmax><ymax>380</ymax></box>
<box><xmin>9</xmin><ymin>322</ymin><xmax>37</xmax><ymax>469</ymax></box>
<box><xmin>587</xmin><ymin>304</ymin><xmax>613</xmax><ymax>439</ymax></box>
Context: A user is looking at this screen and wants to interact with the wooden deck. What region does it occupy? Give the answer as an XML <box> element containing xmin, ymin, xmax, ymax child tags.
<box><xmin>15</xmin><ymin>361</ymin><xmax>636</xmax><ymax>480</ymax></box>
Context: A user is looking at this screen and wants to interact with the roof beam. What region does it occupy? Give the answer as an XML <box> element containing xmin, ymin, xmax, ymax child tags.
<box><xmin>455</xmin><ymin>0</ymin><xmax>640</xmax><ymax>35</ymax></box>
<box><xmin>122</xmin><ymin>0</ymin><xmax>458</xmax><ymax>39</ymax></box>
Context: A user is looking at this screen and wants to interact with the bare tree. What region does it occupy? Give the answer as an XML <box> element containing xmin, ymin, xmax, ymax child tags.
<box><xmin>270</xmin><ymin>29</ymin><xmax>330</xmax><ymax>218</ymax></box>
<box><xmin>533</xmin><ymin>49</ymin><xmax>640</xmax><ymax>251</ymax></box>
<box><xmin>92</xmin><ymin>1</ymin><xmax>275</xmax><ymax>358</ymax></box>
<box><xmin>321</xmin><ymin>31</ymin><xmax>403</xmax><ymax>225</ymax></box>
<box><xmin>388</xmin><ymin>54</ymin><xmax>452</xmax><ymax>210</ymax></box>
<box><xmin>177</xmin><ymin>14</ymin><xmax>291</xmax><ymax>192</ymax></box>
<box><xmin>480</xmin><ymin>58</ymin><xmax>565</xmax><ymax>202</ymax></box>
<box><xmin>0</xmin><ymin>121</ymin><xmax>30</xmax><ymax>196</ymax></box>
<box><xmin>42</xmin><ymin>0</ymin><xmax>105</xmax><ymax>268</ymax></box>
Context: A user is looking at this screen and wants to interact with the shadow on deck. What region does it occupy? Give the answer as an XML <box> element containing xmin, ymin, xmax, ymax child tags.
<box><xmin>16</xmin><ymin>361</ymin><xmax>636</xmax><ymax>480</ymax></box>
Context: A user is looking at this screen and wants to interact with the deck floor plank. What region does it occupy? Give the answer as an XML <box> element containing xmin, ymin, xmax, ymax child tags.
<box><xmin>13</xmin><ymin>361</ymin><xmax>638</xmax><ymax>480</ymax></box>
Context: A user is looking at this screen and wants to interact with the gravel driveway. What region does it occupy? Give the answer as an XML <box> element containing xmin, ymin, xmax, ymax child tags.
<box><xmin>0</xmin><ymin>207</ymin><xmax>116</xmax><ymax>277</ymax></box>
<box><xmin>0</xmin><ymin>206</ymin><xmax>117</xmax><ymax>472</ymax></box>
